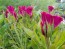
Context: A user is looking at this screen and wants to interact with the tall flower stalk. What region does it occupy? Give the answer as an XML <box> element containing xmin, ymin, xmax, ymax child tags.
<box><xmin>40</xmin><ymin>6</ymin><xmax>63</xmax><ymax>48</ymax></box>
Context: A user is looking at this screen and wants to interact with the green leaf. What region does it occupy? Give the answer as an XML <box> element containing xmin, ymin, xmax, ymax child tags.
<box><xmin>51</xmin><ymin>31</ymin><xmax>65</xmax><ymax>49</ymax></box>
<box><xmin>23</xmin><ymin>26</ymin><xmax>46</xmax><ymax>49</ymax></box>
<box><xmin>0</xmin><ymin>24</ymin><xmax>9</xmax><ymax>35</ymax></box>
<box><xmin>0</xmin><ymin>15</ymin><xmax>4</xmax><ymax>25</ymax></box>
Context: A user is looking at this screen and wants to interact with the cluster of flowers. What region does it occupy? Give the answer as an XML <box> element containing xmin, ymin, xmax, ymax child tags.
<box><xmin>5</xmin><ymin>6</ymin><xmax>33</xmax><ymax>20</ymax></box>
<box><xmin>40</xmin><ymin>6</ymin><xmax>63</xmax><ymax>35</ymax></box>
<box><xmin>5</xmin><ymin>6</ymin><xmax>63</xmax><ymax>36</ymax></box>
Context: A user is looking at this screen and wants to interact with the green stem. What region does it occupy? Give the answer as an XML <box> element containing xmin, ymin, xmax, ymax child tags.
<box><xmin>45</xmin><ymin>37</ymin><xmax>50</xmax><ymax>49</ymax></box>
<box><xmin>25</xmin><ymin>33</ymin><xmax>27</xmax><ymax>49</ymax></box>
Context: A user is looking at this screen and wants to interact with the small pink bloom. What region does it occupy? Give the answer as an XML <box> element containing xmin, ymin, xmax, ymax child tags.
<box><xmin>18</xmin><ymin>6</ymin><xmax>26</xmax><ymax>16</ymax></box>
<box><xmin>48</xmin><ymin>6</ymin><xmax>54</xmax><ymax>13</ymax></box>
<box><xmin>26</xmin><ymin>6</ymin><xmax>33</xmax><ymax>18</ymax></box>
<box><xmin>5</xmin><ymin>6</ymin><xmax>17</xmax><ymax>20</ymax></box>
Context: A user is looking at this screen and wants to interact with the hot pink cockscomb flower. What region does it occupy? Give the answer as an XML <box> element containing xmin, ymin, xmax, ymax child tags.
<box><xmin>26</xmin><ymin>6</ymin><xmax>33</xmax><ymax>18</ymax></box>
<box><xmin>18</xmin><ymin>6</ymin><xmax>26</xmax><ymax>16</ymax></box>
<box><xmin>41</xmin><ymin>11</ymin><xmax>63</xmax><ymax>28</ymax></box>
<box><xmin>48</xmin><ymin>6</ymin><xmax>54</xmax><ymax>13</ymax></box>
<box><xmin>18</xmin><ymin>6</ymin><xmax>33</xmax><ymax>17</ymax></box>
<box><xmin>40</xmin><ymin>11</ymin><xmax>63</xmax><ymax>36</ymax></box>
<box><xmin>7</xmin><ymin>6</ymin><xmax>15</xmax><ymax>15</ymax></box>
<box><xmin>5</xmin><ymin>6</ymin><xmax>17</xmax><ymax>20</ymax></box>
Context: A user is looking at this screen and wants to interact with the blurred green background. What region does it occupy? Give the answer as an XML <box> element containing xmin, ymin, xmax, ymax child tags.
<box><xmin>0</xmin><ymin>0</ymin><xmax>65</xmax><ymax>16</ymax></box>
<box><xmin>0</xmin><ymin>0</ymin><xmax>56</xmax><ymax>11</ymax></box>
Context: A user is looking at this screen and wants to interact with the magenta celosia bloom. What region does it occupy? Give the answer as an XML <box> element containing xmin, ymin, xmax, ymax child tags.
<box><xmin>48</xmin><ymin>6</ymin><xmax>54</xmax><ymax>13</ymax></box>
<box><xmin>18</xmin><ymin>6</ymin><xmax>26</xmax><ymax>16</ymax></box>
<box><xmin>26</xmin><ymin>6</ymin><xmax>33</xmax><ymax>17</ymax></box>
<box><xmin>41</xmin><ymin>12</ymin><xmax>63</xmax><ymax>28</ymax></box>
<box><xmin>18</xmin><ymin>6</ymin><xmax>33</xmax><ymax>17</ymax></box>
<box><xmin>40</xmin><ymin>11</ymin><xmax>63</xmax><ymax>36</ymax></box>
<box><xmin>5</xmin><ymin>6</ymin><xmax>17</xmax><ymax>19</ymax></box>
<box><xmin>7</xmin><ymin>6</ymin><xmax>15</xmax><ymax>15</ymax></box>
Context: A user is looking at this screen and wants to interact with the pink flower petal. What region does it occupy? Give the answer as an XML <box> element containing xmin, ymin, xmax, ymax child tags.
<box><xmin>53</xmin><ymin>16</ymin><xmax>63</xmax><ymax>27</ymax></box>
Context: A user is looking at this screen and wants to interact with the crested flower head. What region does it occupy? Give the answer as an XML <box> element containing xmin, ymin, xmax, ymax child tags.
<box><xmin>26</xmin><ymin>6</ymin><xmax>33</xmax><ymax>17</ymax></box>
<box><xmin>18</xmin><ymin>6</ymin><xmax>33</xmax><ymax>17</ymax></box>
<box><xmin>5</xmin><ymin>6</ymin><xmax>17</xmax><ymax>20</ymax></box>
<box><xmin>40</xmin><ymin>11</ymin><xmax>63</xmax><ymax>36</ymax></box>
<box><xmin>41</xmin><ymin>11</ymin><xmax>63</xmax><ymax>28</ymax></box>
<box><xmin>7</xmin><ymin>6</ymin><xmax>15</xmax><ymax>15</ymax></box>
<box><xmin>18</xmin><ymin>6</ymin><xmax>26</xmax><ymax>16</ymax></box>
